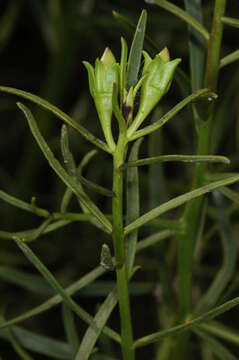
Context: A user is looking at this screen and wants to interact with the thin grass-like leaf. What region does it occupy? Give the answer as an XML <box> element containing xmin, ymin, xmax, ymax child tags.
<box><xmin>113</xmin><ymin>9</ymin><xmax>191</xmax><ymax>97</ymax></box>
<box><xmin>134</xmin><ymin>293</ymin><xmax>239</xmax><ymax>348</ymax></box>
<box><xmin>0</xmin><ymin>315</ymin><xmax>34</xmax><ymax>360</ymax></box>
<box><xmin>17</xmin><ymin>103</ymin><xmax>112</xmax><ymax>234</ymax></box>
<box><xmin>124</xmin><ymin>173</ymin><xmax>239</xmax><ymax>235</ymax></box>
<box><xmin>145</xmin><ymin>0</ymin><xmax>209</xmax><ymax>42</ymax></box>
<box><xmin>75</xmin><ymin>287</ymin><xmax>118</xmax><ymax>360</ymax></box>
<box><xmin>0</xmin><ymin>86</ymin><xmax>110</xmax><ymax>153</ymax></box>
<box><xmin>199</xmin><ymin>321</ymin><xmax>239</xmax><ymax>347</ymax></box>
<box><xmin>0</xmin><ymin>266</ymin><xmax>105</xmax><ymax>330</ymax></box>
<box><xmin>62</xmin><ymin>304</ymin><xmax>79</xmax><ymax>354</ymax></box>
<box><xmin>0</xmin><ymin>228</ymin><xmax>170</xmax><ymax>330</ymax></box>
<box><xmin>194</xmin><ymin>328</ymin><xmax>237</xmax><ymax>360</ymax></box>
<box><xmin>220</xmin><ymin>50</ymin><xmax>239</xmax><ymax>69</ymax></box>
<box><xmin>0</xmin><ymin>325</ymin><xmax>74</xmax><ymax>359</ymax></box>
<box><xmin>221</xmin><ymin>16</ymin><xmax>239</xmax><ymax>29</ymax></box>
<box><xmin>124</xmin><ymin>154</ymin><xmax>230</xmax><ymax>168</ymax></box>
<box><xmin>126</xmin><ymin>138</ymin><xmax>143</xmax><ymax>274</ymax></box>
<box><xmin>128</xmin><ymin>88</ymin><xmax>213</xmax><ymax>140</ymax></box>
<box><xmin>126</xmin><ymin>10</ymin><xmax>147</xmax><ymax>89</ymax></box>
<box><xmin>219</xmin><ymin>186</ymin><xmax>239</xmax><ymax>205</ymax></box>
<box><xmin>184</xmin><ymin>0</ymin><xmax>205</xmax><ymax>92</ymax></box>
<box><xmin>0</xmin><ymin>265</ymin><xmax>52</xmax><ymax>295</ymax></box>
<box><xmin>13</xmin><ymin>239</ymin><xmax>120</xmax><ymax>344</ymax></box>
<box><xmin>0</xmin><ymin>189</ymin><xmax>49</xmax><ymax>217</ymax></box>
<box><xmin>197</xmin><ymin>192</ymin><xmax>237</xmax><ymax>314</ymax></box>
<box><xmin>136</xmin><ymin>230</ymin><xmax>175</xmax><ymax>253</ymax></box>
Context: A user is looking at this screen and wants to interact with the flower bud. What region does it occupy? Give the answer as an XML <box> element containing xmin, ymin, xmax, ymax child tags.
<box><xmin>127</xmin><ymin>50</ymin><xmax>181</xmax><ymax>137</ymax></box>
<box><xmin>83</xmin><ymin>48</ymin><xmax>119</xmax><ymax>152</ymax></box>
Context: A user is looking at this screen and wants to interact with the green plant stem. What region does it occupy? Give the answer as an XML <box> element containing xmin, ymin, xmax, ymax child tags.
<box><xmin>112</xmin><ymin>131</ymin><xmax>135</xmax><ymax>360</ymax></box>
<box><xmin>176</xmin><ymin>0</ymin><xmax>226</xmax><ymax>358</ymax></box>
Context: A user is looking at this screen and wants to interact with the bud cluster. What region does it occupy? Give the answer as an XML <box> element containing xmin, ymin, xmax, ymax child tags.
<box><xmin>83</xmin><ymin>40</ymin><xmax>181</xmax><ymax>151</ymax></box>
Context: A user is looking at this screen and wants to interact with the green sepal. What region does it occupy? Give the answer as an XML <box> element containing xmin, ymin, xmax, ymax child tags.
<box><xmin>82</xmin><ymin>61</ymin><xmax>95</xmax><ymax>97</ymax></box>
<box><xmin>127</xmin><ymin>56</ymin><xmax>181</xmax><ymax>137</ymax></box>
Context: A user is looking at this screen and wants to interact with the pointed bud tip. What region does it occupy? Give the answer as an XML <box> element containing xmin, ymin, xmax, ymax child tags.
<box><xmin>101</xmin><ymin>47</ymin><xmax>116</xmax><ymax>67</ymax></box>
<box><xmin>159</xmin><ymin>47</ymin><xmax>170</xmax><ymax>62</ymax></box>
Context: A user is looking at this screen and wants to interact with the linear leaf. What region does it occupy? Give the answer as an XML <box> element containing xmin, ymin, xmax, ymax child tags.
<box><xmin>0</xmin><ymin>86</ymin><xmax>110</xmax><ymax>153</ymax></box>
<box><xmin>62</xmin><ymin>304</ymin><xmax>79</xmax><ymax>353</ymax></box>
<box><xmin>0</xmin><ymin>228</ymin><xmax>170</xmax><ymax>331</ymax></box>
<box><xmin>0</xmin><ymin>189</ymin><xmax>49</xmax><ymax>217</ymax></box>
<box><xmin>194</xmin><ymin>328</ymin><xmax>237</xmax><ymax>360</ymax></box>
<box><xmin>124</xmin><ymin>173</ymin><xmax>239</xmax><ymax>235</ymax></box>
<box><xmin>134</xmin><ymin>294</ymin><xmax>239</xmax><ymax>348</ymax></box>
<box><xmin>126</xmin><ymin>10</ymin><xmax>147</xmax><ymax>89</ymax></box>
<box><xmin>220</xmin><ymin>49</ymin><xmax>239</xmax><ymax>69</ymax></box>
<box><xmin>0</xmin><ymin>265</ymin><xmax>52</xmax><ymax>295</ymax></box>
<box><xmin>0</xmin><ymin>325</ymin><xmax>74</xmax><ymax>359</ymax></box>
<box><xmin>136</xmin><ymin>230</ymin><xmax>175</xmax><ymax>253</ymax></box>
<box><xmin>112</xmin><ymin>10</ymin><xmax>191</xmax><ymax>96</ymax></box>
<box><xmin>145</xmin><ymin>0</ymin><xmax>209</xmax><ymax>41</ymax></box>
<box><xmin>17</xmin><ymin>103</ymin><xmax>112</xmax><ymax>234</ymax></box>
<box><xmin>124</xmin><ymin>154</ymin><xmax>230</xmax><ymax>168</ymax></box>
<box><xmin>75</xmin><ymin>288</ymin><xmax>118</xmax><ymax>360</ymax></box>
<box><xmin>221</xmin><ymin>16</ymin><xmax>239</xmax><ymax>29</ymax></box>
<box><xmin>13</xmin><ymin>239</ymin><xmax>120</xmax><ymax>344</ymax></box>
<box><xmin>219</xmin><ymin>186</ymin><xmax>239</xmax><ymax>205</ymax></box>
<box><xmin>0</xmin><ymin>266</ymin><xmax>105</xmax><ymax>330</ymax></box>
<box><xmin>197</xmin><ymin>192</ymin><xmax>237</xmax><ymax>314</ymax></box>
<box><xmin>184</xmin><ymin>0</ymin><xmax>205</xmax><ymax>91</ymax></box>
<box><xmin>0</xmin><ymin>314</ymin><xmax>34</xmax><ymax>360</ymax></box>
<box><xmin>199</xmin><ymin>321</ymin><xmax>239</xmax><ymax>347</ymax></box>
<box><xmin>129</xmin><ymin>88</ymin><xmax>213</xmax><ymax>140</ymax></box>
<box><xmin>126</xmin><ymin>138</ymin><xmax>143</xmax><ymax>273</ymax></box>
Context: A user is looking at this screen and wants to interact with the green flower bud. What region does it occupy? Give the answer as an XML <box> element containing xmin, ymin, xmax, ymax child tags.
<box><xmin>83</xmin><ymin>48</ymin><xmax>119</xmax><ymax>152</ymax></box>
<box><xmin>127</xmin><ymin>50</ymin><xmax>181</xmax><ymax>138</ymax></box>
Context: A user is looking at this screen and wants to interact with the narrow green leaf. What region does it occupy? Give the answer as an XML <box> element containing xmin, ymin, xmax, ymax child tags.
<box><xmin>129</xmin><ymin>89</ymin><xmax>213</xmax><ymax>140</ymax></box>
<box><xmin>0</xmin><ymin>86</ymin><xmax>110</xmax><ymax>153</ymax></box>
<box><xmin>126</xmin><ymin>10</ymin><xmax>147</xmax><ymax>89</ymax></box>
<box><xmin>219</xmin><ymin>186</ymin><xmax>239</xmax><ymax>205</ymax></box>
<box><xmin>0</xmin><ymin>315</ymin><xmax>34</xmax><ymax>360</ymax></box>
<box><xmin>75</xmin><ymin>288</ymin><xmax>118</xmax><ymax>360</ymax></box>
<box><xmin>146</xmin><ymin>0</ymin><xmax>209</xmax><ymax>42</ymax></box>
<box><xmin>0</xmin><ymin>266</ymin><xmax>105</xmax><ymax>330</ymax></box>
<box><xmin>112</xmin><ymin>9</ymin><xmax>191</xmax><ymax>97</ymax></box>
<box><xmin>61</xmin><ymin>124</ymin><xmax>77</xmax><ymax>177</ymax></box>
<box><xmin>184</xmin><ymin>0</ymin><xmax>205</xmax><ymax>91</ymax></box>
<box><xmin>0</xmin><ymin>265</ymin><xmax>52</xmax><ymax>295</ymax></box>
<box><xmin>78</xmin><ymin>175</ymin><xmax>115</xmax><ymax>198</ymax></box>
<box><xmin>62</xmin><ymin>304</ymin><xmax>79</xmax><ymax>353</ymax></box>
<box><xmin>17</xmin><ymin>102</ymin><xmax>112</xmax><ymax>234</ymax></box>
<box><xmin>197</xmin><ymin>192</ymin><xmax>237</xmax><ymax>314</ymax></box>
<box><xmin>124</xmin><ymin>173</ymin><xmax>239</xmax><ymax>235</ymax></box>
<box><xmin>13</xmin><ymin>239</ymin><xmax>120</xmax><ymax>344</ymax></box>
<box><xmin>0</xmin><ymin>226</ymin><xmax>170</xmax><ymax>331</ymax></box>
<box><xmin>199</xmin><ymin>321</ymin><xmax>239</xmax><ymax>347</ymax></box>
<box><xmin>194</xmin><ymin>328</ymin><xmax>237</xmax><ymax>360</ymax></box>
<box><xmin>124</xmin><ymin>154</ymin><xmax>230</xmax><ymax>168</ymax></box>
<box><xmin>0</xmin><ymin>189</ymin><xmax>49</xmax><ymax>217</ymax></box>
<box><xmin>136</xmin><ymin>230</ymin><xmax>175</xmax><ymax>253</ymax></box>
<box><xmin>120</xmin><ymin>37</ymin><xmax>128</xmax><ymax>108</ymax></box>
<box><xmin>134</xmin><ymin>294</ymin><xmax>239</xmax><ymax>348</ymax></box>
<box><xmin>221</xmin><ymin>16</ymin><xmax>239</xmax><ymax>29</ymax></box>
<box><xmin>126</xmin><ymin>138</ymin><xmax>143</xmax><ymax>273</ymax></box>
<box><xmin>220</xmin><ymin>49</ymin><xmax>239</xmax><ymax>69</ymax></box>
<box><xmin>0</xmin><ymin>325</ymin><xmax>74</xmax><ymax>359</ymax></box>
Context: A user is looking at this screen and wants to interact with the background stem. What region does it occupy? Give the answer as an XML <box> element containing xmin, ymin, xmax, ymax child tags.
<box><xmin>176</xmin><ymin>0</ymin><xmax>227</xmax><ymax>358</ymax></box>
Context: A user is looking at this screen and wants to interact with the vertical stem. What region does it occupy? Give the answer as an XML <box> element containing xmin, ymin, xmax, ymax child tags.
<box><xmin>112</xmin><ymin>131</ymin><xmax>135</xmax><ymax>360</ymax></box>
<box><xmin>176</xmin><ymin>0</ymin><xmax>227</xmax><ymax>358</ymax></box>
